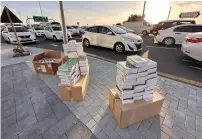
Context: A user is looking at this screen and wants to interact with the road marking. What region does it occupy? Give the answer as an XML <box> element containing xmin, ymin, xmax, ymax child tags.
<box><xmin>189</xmin><ymin>66</ymin><xmax>202</xmax><ymax>71</ymax></box>
<box><xmin>144</xmin><ymin>46</ymin><xmax>177</xmax><ymax>50</ymax></box>
<box><xmin>51</xmin><ymin>44</ymin><xmax>58</xmax><ymax>47</ymax></box>
<box><xmin>86</xmin><ymin>53</ymin><xmax>202</xmax><ymax>87</ymax></box>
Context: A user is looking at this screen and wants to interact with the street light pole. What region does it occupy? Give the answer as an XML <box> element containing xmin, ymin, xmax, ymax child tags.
<box><xmin>142</xmin><ymin>1</ymin><xmax>146</xmax><ymax>18</ymax></box>
<box><xmin>59</xmin><ymin>1</ymin><xmax>68</xmax><ymax>44</ymax></box>
<box><xmin>38</xmin><ymin>1</ymin><xmax>43</xmax><ymax>17</ymax></box>
<box><xmin>167</xmin><ymin>6</ymin><xmax>172</xmax><ymax>20</ymax></box>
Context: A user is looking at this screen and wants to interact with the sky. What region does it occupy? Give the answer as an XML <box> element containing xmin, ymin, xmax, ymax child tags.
<box><xmin>1</xmin><ymin>1</ymin><xmax>202</xmax><ymax>26</ymax></box>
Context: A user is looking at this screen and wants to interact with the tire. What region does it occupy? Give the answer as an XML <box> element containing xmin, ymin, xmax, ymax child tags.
<box><xmin>142</xmin><ymin>30</ymin><xmax>148</xmax><ymax>35</ymax></box>
<box><xmin>35</xmin><ymin>33</ymin><xmax>37</xmax><ymax>37</ymax></box>
<box><xmin>83</xmin><ymin>38</ymin><xmax>90</xmax><ymax>47</ymax></box>
<box><xmin>53</xmin><ymin>36</ymin><xmax>58</xmax><ymax>42</ymax></box>
<box><xmin>163</xmin><ymin>37</ymin><xmax>175</xmax><ymax>46</ymax></box>
<box><xmin>114</xmin><ymin>43</ymin><xmax>125</xmax><ymax>53</ymax></box>
<box><xmin>44</xmin><ymin>35</ymin><xmax>47</xmax><ymax>40</ymax></box>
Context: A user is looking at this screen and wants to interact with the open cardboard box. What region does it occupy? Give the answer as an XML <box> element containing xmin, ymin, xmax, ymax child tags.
<box><xmin>33</xmin><ymin>50</ymin><xmax>68</xmax><ymax>75</ymax></box>
<box><xmin>109</xmin><ymin>88</ymin><xmax>164</xmax><ymax>128</ymax></box>
<box><xmin>58</xmin><ymin>73</ymin><xmax>89</xmax><ymax>101</ymax></box>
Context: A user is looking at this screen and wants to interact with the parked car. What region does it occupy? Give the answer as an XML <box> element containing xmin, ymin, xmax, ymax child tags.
<box><xmin>66</xmin><ymin>26</ymin><xmax>80</xmax><ymax>36</ymax></box>
<box><xmin>123</xmin><ymin>20</ymin><xmax>153</xmax><ymax>35</ymax></box>
<box><xmin>181</xmin><ymin>32</ymin><xmax>202</xmax><ymax>61</ymax></box>
<box><xmin>154</xmin><ymin>24</ymin><xmax>202</xmax><ymax>46</ymax></box>
<box><xmin>79</xmin><ymin>26</ymin><xmax>88</xmax><ymax>34</ymax></box>
<box><xmin>44</xmin><ymin>25</ymin><xmax>72</xmax><ymax>41</ymax></box>
<box><xmin>1</xmin><ymin>25</ymin><xmax>37</xmax><ymax>44</ymax></box>
<box><xmin>116</xmin><ymin>25</ymin><xmax>135</xmax><ymax>34</ymax></box>
<box><xmin>150</xmin><ymin>20</ymin><xmax>196</xmax><ymax>35</ymax></box>
<box><xmin>82</xmin><ymin>25</ymin><xmax>143</xmax><ymax>53</ymax></box>
<box><xmin>30</xmin><ymin>26</ymin><xmax>45</xmax><ymax>37</ymax></box>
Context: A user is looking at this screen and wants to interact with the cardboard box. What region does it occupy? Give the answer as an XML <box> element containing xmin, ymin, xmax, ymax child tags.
<box><xmin>33</xmin><ymin>50</ymin><xmax>67</xmax><ymax>75</ymax></box>
<box><xmin>58</xmin><ymin>73</ymin><xmax>89</xmax><ymax>101</ymax></box>
<box><xmin>109</xmin><ymin>88</ymin><xmax>164</xmax><ymax>128</ymax></box>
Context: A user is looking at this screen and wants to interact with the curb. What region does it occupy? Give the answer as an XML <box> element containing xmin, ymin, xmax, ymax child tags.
<box><xmin>86</xmin><ymin>53</ymin><xmax>202</xmax><ymax>88</ymax></box>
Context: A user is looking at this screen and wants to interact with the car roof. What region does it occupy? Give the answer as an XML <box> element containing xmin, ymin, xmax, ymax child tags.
<box><xmin>159</xmin><ymin>20</ymin><xmax>195</xmax><ymax>23</ymax></box>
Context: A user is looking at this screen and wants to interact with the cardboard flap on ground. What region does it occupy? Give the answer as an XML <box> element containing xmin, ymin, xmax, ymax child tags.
<box><xmin>58</xmin><ymin>73</ymin><xmax>89</xmax><ymax>101</ymax></box>
<box><xmin>33</xmin><ymin>50</ymin><xmax>67</xmax><ymax>75</ymax></box>
<box><xmin>109</xmin><ymin>88</ymin><xmax>164</xmax><ymax>128</ymax></box>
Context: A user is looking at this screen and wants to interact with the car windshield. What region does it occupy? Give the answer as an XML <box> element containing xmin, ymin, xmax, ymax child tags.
<box><xmin>109</xmin><ymin>26</ymin><xmax>127</xmax><ymax>34</ymax></box>
<box><xmin>52</xmin><ymin>26</ymin><xmax>61</xmax><ymax>31</ymax></box>
<box><xmin>8</xmin><ymin>27</ymin><xmax>29</xmax><ymax>32</ymax></box>
<box><xmin>81</xmin><ymin>26</ymin><xmax>87</xmax><ymax>29</ymax></box>
<box><xmin>34</xmin><ymin>27</ymin><xmax>44</xmax><ymax>30</ymax></box>
<box><xmin>67</xmin><ymin>26</ymin><xmax>74</xmax><ymax>29</ymax></box>
<box><xmin>72</xmin><ymin>26</ymin><xmax>78</xmax><ymax>29</ymax></box>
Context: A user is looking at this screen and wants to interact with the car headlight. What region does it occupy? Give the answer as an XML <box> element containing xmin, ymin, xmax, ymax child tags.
<box><xmin>9</xmin><ymin>34</ymin><xmax>16</xmax><ymax>38</ymax></box>
<box><xmin>123</xmin><ymin>37</ymin><xmax>134</xmax><ymax>42</ymax></box>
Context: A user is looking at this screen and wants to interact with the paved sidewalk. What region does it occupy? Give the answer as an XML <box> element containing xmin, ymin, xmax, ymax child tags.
<box><xmin>2</xmin><ymin>45</ymin><xmax>202</xmax><ymax>139</ymax></box>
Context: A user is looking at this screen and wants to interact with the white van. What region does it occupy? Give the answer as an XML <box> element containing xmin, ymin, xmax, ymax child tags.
<box><xmin>123</xmin><ymin>21</ymin><xmax>153</xmax><ymax>35</ymax></box>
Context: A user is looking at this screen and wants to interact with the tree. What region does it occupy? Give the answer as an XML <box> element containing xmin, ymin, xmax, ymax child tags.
<box><xmin>116</xmin><ymin>23</ymin><xmax>121</xmax><ymax>25</ymax></box>
<box><xmin>126</xmin><ymin>14</ymin><xmax>144</xmax><ymax>22</ymax></box>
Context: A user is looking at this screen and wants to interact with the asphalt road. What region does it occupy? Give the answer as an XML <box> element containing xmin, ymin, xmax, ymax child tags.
<box><xmin>1</xmin><ymin>35</ymin><xmax>202</xmax><ymax>83</ymax></box>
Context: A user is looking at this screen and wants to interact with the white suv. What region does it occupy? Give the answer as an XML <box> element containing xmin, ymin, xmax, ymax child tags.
<box><xmin>44</xmin><ymin>25</ymin><xmax>72</xmax><ymax>41</ymax></box>
<box><xmin>155</xmin><ymin>24</ymin><xmax>202</xmax><ymax>46</ymax></box>
<box><xmin>1</xmin><ymin>25</ymin><xmax>37</xmax><ymax>44</ymax></box>
<box><xmin>82</xmin><ymin>25</ymin><xmax>143</xmax><ymax>53</ymax></box>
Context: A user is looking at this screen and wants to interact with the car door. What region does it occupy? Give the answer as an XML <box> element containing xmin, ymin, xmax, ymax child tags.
<box><xmin>86</xmin><ymin>26</ymin><xmax>99</xmax><ymax>46</ymax></box>
<box><xmin>44</xmin><ymin>27</ymin><xmax>50</xmax><ymax>38</ymax></box>
<box><xmin>2</xmin><ymin>27</ymin><xmax>9</xmax><ymax>41</ymax></box>
<box><xmin>97</xmin><ymin>26</ymin><xmax>115</xmax><ymax>48</ymax></box>
<box><xmin>173</xmin><ymin>26</ymin><xmax>192</xmax><ymax>44</ymax></box>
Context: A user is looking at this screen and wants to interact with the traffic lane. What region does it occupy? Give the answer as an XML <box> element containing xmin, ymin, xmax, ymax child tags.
<box><xmin>4</xmin><ymin>35</ymin><xmax>201</xmax><ymax>83</ymax></box>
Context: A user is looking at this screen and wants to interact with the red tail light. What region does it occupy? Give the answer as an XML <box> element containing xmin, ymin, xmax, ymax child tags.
<box><xmin>186</xmin><ymin>37</ymin><xmax>202</xmax><ymax>43</ymax></box>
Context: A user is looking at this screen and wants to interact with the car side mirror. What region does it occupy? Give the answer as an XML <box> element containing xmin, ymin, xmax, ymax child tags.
<box><xmin>107</xmin><ymin>32</ymin><xmax>113</xmax><ymax>35</ymax></box>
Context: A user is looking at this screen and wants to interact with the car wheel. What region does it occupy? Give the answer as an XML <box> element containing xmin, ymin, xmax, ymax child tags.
<box><xmin>163</xmin><ymin>37</ymin><xmax>175</xmax><ymax>46</ymax></box>
<box><xmin>35</xmin><ymin>33</ymin><xmax>37</xmax><ymax>37</ymax></box>
<box><xmin>83</xmin><ymin>39</ymin><xmax>90</xmax><ymax>47</ymax></box>
<box><xmin>142</xmin><ymin>30</ymin><xmax>148</xmax><ymax>35</ymax></box>
<box><xmin>44</xmin><ymin>35</ymin><xmax>47</xmax><ymax>40</ymax></box>
<box><xmin>114</xmin><ymin>43</ymin><xmax>125</xmax><ymax>53</ymax></box>
<box><xmin>53</xmin><ymin>36</ymin><xmax>58</xmax><ymax>42</ymax></box>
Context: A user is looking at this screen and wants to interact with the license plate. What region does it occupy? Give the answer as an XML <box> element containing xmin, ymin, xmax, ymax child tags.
<box><xmin>21</xmin><ymin>38</ymin><xmax>30</xmax><ymax>41</ymax></box>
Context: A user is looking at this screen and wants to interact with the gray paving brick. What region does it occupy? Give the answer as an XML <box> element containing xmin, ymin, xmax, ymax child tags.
<box><xmin>138</xmin><ymin>119</ymin><xmax>153</xmax><ymax>134</ymax></box>
<box><xmin>161</xmin><ymin>125</ymin><xmax>180</xmax><ymax>139</ymax></box>
<box><xmin>97</xmin><ymin>130</ymin><xmax>110</xmax><ymax>139</ymax></box>
<box><xmin>91</xmin><ymin>123</ymin><xmax>102</xmax><ymax>137</ymax></box>
<box><xmin>2</xmin><ymin>103</ymin><xmax>15</xmax><ymax>119</ymax></box>
<box><xmin>149</xmin><ymin>116</ymin><xmax>164</xmax><ymax>138</ymax></box>
<box><xmin>173</xmin><ymin>125</ymin><xmax>196</xmax><ymax>139</ymax></box>
<box><xmin>84</xmin><ymin>132</ymin><xmax>98</xmax><ymax>139</ymax></box>
<box><xmin>66</xmin><ymin>121</ymin><xmax>91</xmax><ymax>139</ymax></box>
<box><xmin>49</xmin><ymin>99</ymin><xmax>71</xmax><ymax>121</ymax></box>
<box><xmin>33</xmin><ymin>99</ymin><xmax>53</xmax><ymax>121</ymax></box>
<box><xmin>1</xmin><ymin>114</ymin><xmax>17</xmax><ymax>131</ymax></box>
<box><xmin>42</xmin><ymin>113</ymin><xmax>78</xmax><ymax>139</ymax></box>
<box><xmin>93</xmin><ymin>113</ymin><xmax>102</xmax><ymax>122</ymax></box>
<box><xmin>59</xmin><ymin>134</ymin><xmax>68</xmax><ymax>139</ymax></box>
<box><xmin>163</xmin><ymin>115</ymin><xmax>174</xmax><ymax>129</ymax></box>
<box><xmin>115</xmin><ymin>126</ymin><xmax>133</xmax><ymax>139</ymax></box>
<box><xmin>169</xmin><ymin>100</ymin><xmax>179</xmax><ymax>109</ymax></box>
<box><xmin>1</xmin><ymin>114</ymin><xmax>37</xmax><ymax>139</ymax></box>
<box><xmin>80</xmin><ymin>114</ymin><xmax>92</xmax><ymax>124</ymax></box>
<box><xmin>185</xmin><ymin>115</ymin><xmax>196</xmax><ymax>130</ymax></box>
<box><xmin>144</xmin><ymin>130</ymin><xmax>158</xmax><ymax>139</ymax></box>
<box><xmin>86</xmin><ymin>119</ymin><xmax>97</xmax><ymax>129</ymax></box>
<box><xmin>19</xmin><ymin>113</ymin><xmax>57</xmax><ymax>139</ymax></box>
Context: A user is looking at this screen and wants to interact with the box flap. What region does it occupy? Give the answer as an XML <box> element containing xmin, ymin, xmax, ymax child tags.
<box><xmin>44</xmin><ymin>50</ymin><xmax>61</xmax><ymax>58</ymax></box>
<box><xmin>33</xmin><ymin>52</ymin><xmax>45</xmax><ymax>61</ymax></box>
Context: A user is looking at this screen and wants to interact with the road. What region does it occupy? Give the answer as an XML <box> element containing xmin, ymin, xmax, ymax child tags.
<box><xmin>1</xmin><ymin>35</ymin><xmax>202</xmax><ymax>83</ymax></box>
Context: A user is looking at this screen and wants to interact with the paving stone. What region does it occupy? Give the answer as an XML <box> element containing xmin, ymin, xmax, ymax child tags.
<box><xmin>93</xmin><ymin>113</ymin><xmax>102</xmax><ymax>122</ymax></box>
<box><xmin>84</xmin><ymin>132</ymin><xmax>98</xmax><ymax>139</ymax></box>
<box><xmin>149</xmin><ymin>116</ymin><xmax>164</xmax><ymax>138</ymax></box>
<box><xmin>127</xmin><ymin>128</ymin><xmax>145</xmax><ymax>139</ymax></box>
<box><xmin>2</xmin><ymin>104</ymin><xmax>15</xmax><ymax>119</ymax></box>
<box><xmin>19</xmin><ymin>113</ymin><xmax>57</xmax><ymax>139</ymax></box>
<box><xmin>59</xmin><ymin>134</ymin><xmax>68</xmax><ymax>139</ymax></box>
<box><xmin>115</xmin><ymin>126</ymin><xmax>133</xmax><ymax>139</ymax></box>
<box><xmin>79</xmin><ymin>114</ymin><xmax>93</xmax><ymax>124</ymax></box>
<box><xmin>163</xmin><ymin>115</ymin><xmax>174</xmax><ymax>129</ymax></box>
<box><xmin>97</xmin><ymin>130</ymin><xmax>110</xmax><ymax>139</ymax></box>
<box><xmin>161</xmin><ymin>125</ymin><xmax>180</xmax><ymax>139</ymax></box>
<box><xmin>91</xmin><ymin>123</ymin><xmax>102</xmax><ymax>137</ymax></box>
<box><xmin>66</xmin><ymin>121</ymin><xmax>91</xmax><ymax>139</ymax></box>
<box><xmin>49</xmin><ymin>99</ymin><xmax>71</xmax><ymax>121</ymax></box>
<box><xmin>86</xmin><ymin>119</ymin><xmax>97</xmax><ymax>129</ymax></box>
<box><xmin>144</xmin><ymin>130</ymin><xmax>158</xmax><ymax>139</ymax></box>
<box><xmin>138</xmin><ymin>119</ymin><xmax>153</xmax><ymax>134</ymax></box>
<box><xmin>1</xmin><ymin>114</ymin><xmax>17</xmax><ymax>131</ymax></box>
<box><xmin>42</xmin><ymin>114</ymin><xmax>78</xmax><ymax>139</ymax></box>
<box><xmin>1</xmin><ymin>114</ymin><xmax>37</xmax><ymax>139</ymax></box>
<box><xmin>185</xmin><ymin>115</ymin><xmax>196</xmax><ymax>130</ymax></box>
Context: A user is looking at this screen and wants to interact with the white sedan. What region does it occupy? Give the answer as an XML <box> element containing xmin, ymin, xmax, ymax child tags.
<box><xmin>1</xmin><ymin>26</ymin><xmax>37</xmax><ymax>44</ymax></box>
<box><xmin>181</xmin><ymin>32</ymin><xmax>202</xmax><ymax>61</ymax></box>
<box><xmin>82</xmin><ymin>25</ymin><xmax>143</xmax><ymax>53</ymax></box>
